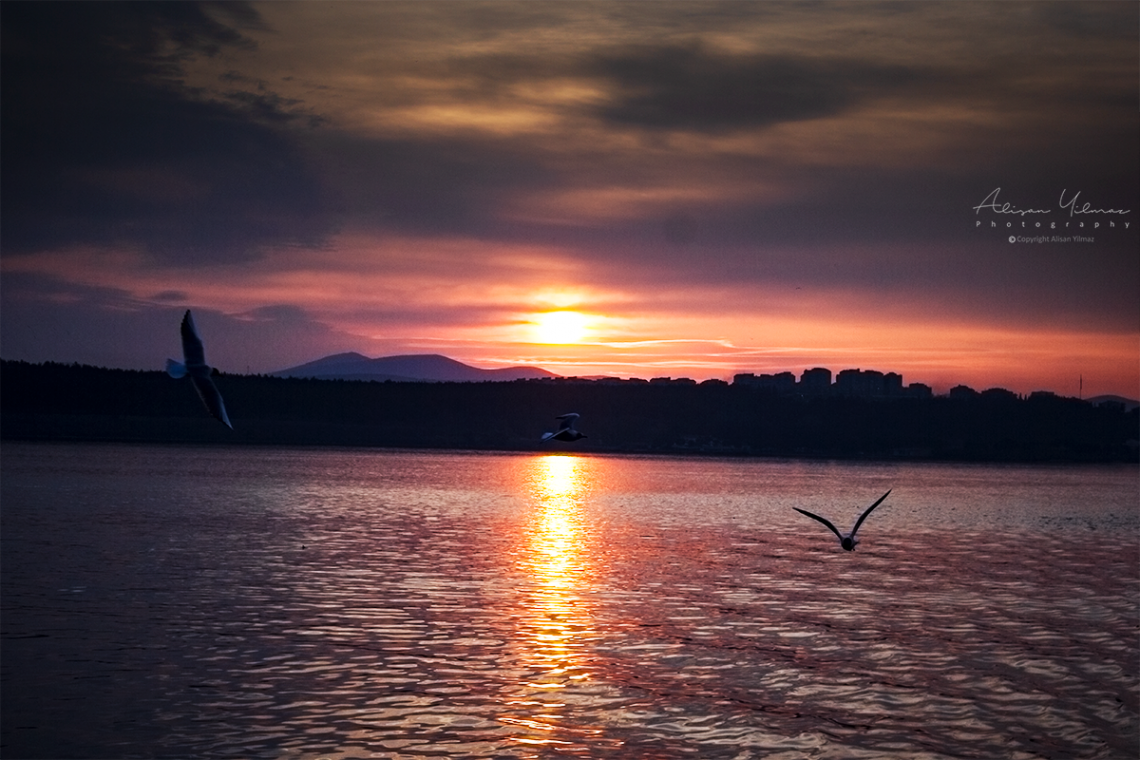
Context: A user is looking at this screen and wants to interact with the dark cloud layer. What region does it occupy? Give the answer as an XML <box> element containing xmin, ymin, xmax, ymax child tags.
<box><xmin>1</xmin><ymin>2</ymin><xmax>336</xmax><ymax>263</ymax></box>
<box><xmin>588</xmin><ymin>43</ymin><xmax>922</xmax><ymax>132</ymax></box>
<box><xmin>324</xmin><ymin>12</ymin><xmax>1137</xmax><ymax>287</ymax></box>
<box><xmin>0</xmin><ymin>271</ymin><xmax>359</xmax><ymax>372</ymax></box>
<box><xmin>317</xmin><ymin>131</ymin><xmax>561</xmax><ymax>241</ymax></box>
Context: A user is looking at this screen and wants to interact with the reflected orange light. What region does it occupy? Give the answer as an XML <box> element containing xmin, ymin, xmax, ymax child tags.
<box><xmin>522</xmin><ymin>455</ymin><xmax>588</xmax><ymax>659</ymax></box>
<box><xmin>500</xmin><ymin>454</ymin><xmax>600</xmax><ymax>747</ymax></box>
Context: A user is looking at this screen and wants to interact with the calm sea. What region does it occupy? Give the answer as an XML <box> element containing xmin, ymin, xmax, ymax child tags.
<box><xmin>2</xmin><ymin>442</ymin><xmax>1137</xmax><ymax>759</ymax></box>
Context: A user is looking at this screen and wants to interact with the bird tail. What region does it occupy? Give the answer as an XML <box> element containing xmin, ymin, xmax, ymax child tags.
<box><xmin>166</xmin><ymin>359</ymin><xmax>188</xmax><ymax>379</ymax></box>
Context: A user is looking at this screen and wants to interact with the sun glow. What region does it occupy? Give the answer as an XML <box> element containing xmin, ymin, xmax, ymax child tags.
<box><xmin>532</xmin><ymin>311</ymin><xmax>588</xmax><ymax>344</ymax></box>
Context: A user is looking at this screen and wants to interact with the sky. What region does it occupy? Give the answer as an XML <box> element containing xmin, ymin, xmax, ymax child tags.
<box><xmin>2</xmin><ymin>1</ymin><xmax>1137</xmax><ymax>397</ymax></box>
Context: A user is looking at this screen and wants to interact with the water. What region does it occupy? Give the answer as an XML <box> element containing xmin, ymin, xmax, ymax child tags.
<box><xmin>2</xmin><ymin>442</ymin><xmax>1136</xmax><ymax>759</ymax></box>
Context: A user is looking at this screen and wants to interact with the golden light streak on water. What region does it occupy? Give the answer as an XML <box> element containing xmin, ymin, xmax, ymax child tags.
<box><xmin>500</xmin><ymin>454</ymin><xmax>604</xmax><ymax>748</ymax></box>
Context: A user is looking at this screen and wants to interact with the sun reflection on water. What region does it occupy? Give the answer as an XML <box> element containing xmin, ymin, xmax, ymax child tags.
<box><xmin>500</xmin><ymin>454</ymin><xmax>608</xmax><ymax>749</ymax></box>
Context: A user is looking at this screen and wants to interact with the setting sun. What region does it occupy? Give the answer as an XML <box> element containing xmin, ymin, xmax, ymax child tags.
<box><xmin>533</xmin><ymin>311</ymin><xmax>588</xmax><ymax>344</ymax></box>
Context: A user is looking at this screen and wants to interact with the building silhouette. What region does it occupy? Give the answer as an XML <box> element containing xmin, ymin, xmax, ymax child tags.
<box><xmin>735</xmin><ymin>366</ymin><xmax>933</xmax><ymax>399</ymax></box>
<box><xmin>800</xmin><ymin>367</ymin><xmax>833</xmax><ymax>393</ymax></box>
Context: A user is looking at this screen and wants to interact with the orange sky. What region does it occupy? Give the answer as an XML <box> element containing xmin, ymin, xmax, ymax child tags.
<box><xmin>2</xmin><ymin>2</ymin><xmax>1137</xmax><ymax>397</ymax></box>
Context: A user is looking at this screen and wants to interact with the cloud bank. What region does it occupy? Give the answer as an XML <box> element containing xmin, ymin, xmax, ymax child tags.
<box><xmin>2</xmin><ymin>1</ymin><xmax>1136</xmax><ymax>395</ymax></box>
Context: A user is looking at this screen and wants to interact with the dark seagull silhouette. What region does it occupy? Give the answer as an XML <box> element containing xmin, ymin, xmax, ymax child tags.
<box><xmin>794</xmin><ymin>489</ymin><xmax>891</xmax><ymax>551</ymax></box>
<box><xmin>166</xmin><ymin>310</ymin><xmax>233</xmax><ymax>429</ymax></box>
<box><xmin>541</xmin><ymin>413</ymin><xmax>587</xmax><ymax>442</ymax></box>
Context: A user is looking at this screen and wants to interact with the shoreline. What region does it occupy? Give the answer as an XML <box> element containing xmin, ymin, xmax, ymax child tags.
<box><xmin>3</xmin><ymin>361</ymin><xmax>1136</xmax><ymax>464</ymax></box>
<box><xmin>3</xmin><ymin>418</ymin><xmax>1136</xmax><ymax>465</ymax></box>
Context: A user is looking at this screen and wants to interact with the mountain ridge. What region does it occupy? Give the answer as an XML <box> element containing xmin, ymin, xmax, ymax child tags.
<box><xmin>272</xmin><ymin>352</ymin><xmax>558</xmax><ymax>383</ymax></box>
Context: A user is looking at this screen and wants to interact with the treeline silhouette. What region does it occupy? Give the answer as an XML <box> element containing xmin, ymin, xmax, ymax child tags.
<box><xmin>2</xmin><ymin>360</ymin><xmax>1136</xmax><ymax>462</ymax></box>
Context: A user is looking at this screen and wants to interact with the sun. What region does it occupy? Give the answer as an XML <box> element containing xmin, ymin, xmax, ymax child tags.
<box><xmin>533</xmin><ymin>311</ymin><xmax>588</xmax><ymax>344</ymax></box>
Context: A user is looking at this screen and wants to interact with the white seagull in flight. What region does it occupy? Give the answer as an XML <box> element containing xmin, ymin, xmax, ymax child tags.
<box><xmin>541</xmin><ymin>412</ymin><xmax>587</xmax><ymax>442</ymax></box>
<box><xmin>166</xmin><ymin>310</ymin><xmax>233</xmax><ymax>429</ymax></box>
<box><xmin>794</xmin><ymin>489</ymin><xmax>891</xmax><ymax>551</ymax></box>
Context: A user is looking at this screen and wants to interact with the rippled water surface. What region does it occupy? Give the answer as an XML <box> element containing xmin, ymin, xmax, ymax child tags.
<box><xmin>2</xmin><ymin>443</ymin><xmax>1137</xmax><ymax>759</ymax></box>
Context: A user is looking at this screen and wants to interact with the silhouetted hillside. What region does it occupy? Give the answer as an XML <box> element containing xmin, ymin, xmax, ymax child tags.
<box><xmin>273</xmin><ymin>352</ymin><xmax>557</xmax><ymax>382</ymax></box>
<box><xmin>2</xmin><ymin>360</ymin><xmax>1136</xmax><ymax>462</ymax></box>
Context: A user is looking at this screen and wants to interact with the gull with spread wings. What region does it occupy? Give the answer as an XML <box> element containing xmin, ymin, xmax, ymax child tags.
<box><xmin>794</xmin><ymin>490</ymin><xmax>891</xmax><ymax>551</ymax></box>
<box><xmin>541</xmin><ymin>412</ymin><xmax>587</xmax><ymax>442</ymax></box>
<box><xmin>166</xmin><ymin>310</ymin><xmax>233</xmax><ymax>429</ymax></box>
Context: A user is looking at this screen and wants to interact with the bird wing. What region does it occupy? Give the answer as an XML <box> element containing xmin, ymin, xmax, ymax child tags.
<box><xmin>191</xmin><ymin>374</ymin><xmax>233</xmax><ymax>429</ymax></box>
<box><xmin>540</xmin><ymin>431</ymin><xmax>556</xmax><ymax>442</ymax></box>
<box><xmin>793</xmin><ymin>507</ymin><xmax>844</xmax><ymax>540</ymax></box>
<box><xmin>165</xmin><ymin>358</ymin><xmax>188</xmax><ymax>379</ymax></box>
<box><xmin>850</xmin><ymin>489</ymin><xmax>891</xmax><ymax>538</ymax></box>
<box><xmin>180</xmin><ymin>310</ymin><xmax>207</xmax><ymax>367</ymax></box>
<box><xmin>555</xmin><ymin>412</ymin><xmax>580</xmax><ymax>430</ymax></box>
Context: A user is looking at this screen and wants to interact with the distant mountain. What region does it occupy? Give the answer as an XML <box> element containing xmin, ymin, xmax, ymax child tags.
<box><xmin>1086</xmin><ymin>394</ymin><xmax>1139</xmax><ymax>412</ymax></box>
<box><xmin>272</xmin><ymin>352</ymin><xmax>558</xmax><ymax>383</ymax></box>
